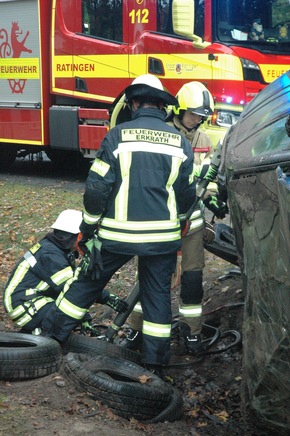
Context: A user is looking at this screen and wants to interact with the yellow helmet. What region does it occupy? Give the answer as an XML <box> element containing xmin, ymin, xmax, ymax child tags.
<box><xmin>173</xmin><ymin>81</ymin><xmax>214</xmax><ymax>119</ymax></box>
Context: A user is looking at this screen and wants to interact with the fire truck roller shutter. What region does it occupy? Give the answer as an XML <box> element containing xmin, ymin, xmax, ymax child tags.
<box><xmin>47</xmin><ymin>106</ymin><xmax>85</xmax><ymax>167</ymax></box>
<box><xmin>49</xmin><ymin>106</ymin><xmax>79</xmax><ymax>150</ymax></box>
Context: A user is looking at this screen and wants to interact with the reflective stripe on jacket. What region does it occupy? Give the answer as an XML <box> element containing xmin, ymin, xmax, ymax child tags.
<box><xmin>3</xmin><ymin>238</ymin><xmax>74</xmax><ymax>316</ymax></box>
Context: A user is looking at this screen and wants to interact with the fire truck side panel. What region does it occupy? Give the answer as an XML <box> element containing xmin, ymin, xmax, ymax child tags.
<box><xmin>130</xmin><ymin>32</ymin><xmax>214</xmax><ymax>97</ymax></box>
<box><xmin>58</xmin><ymin>0</ymin><xmax>82</xmax><ymax>34</ymax></box>
<box><xmin>1</xmin><ymin>0</ymin><xmax>290</xmax><ymax>168</ymax></box>
<box><xmin>127</xmin><ymin>0</ymin><xmax>157</xmax><ymax>44</ymax></box>
<box><xmin>52</xmin><ymin>1</ymin><xmax>130</xmax><ymax>103</ymax></box>
<box><xmin>40</xmin><ymin>0</ymin><xmax>53</xmax><ymax>145</ymax></box>
<box><xmin>0</xmin><ymin>109</ymin><xmax>41</xmax><ymax>143</ymax></box>
<box><xmin>0</xmin><ymin>0</ymin><xmax>43</xmax><ymax>144</ymax></box>
<box><xmin>228</xmin><ymin>45</ymin><xmax>290</xmax><ymax>103</ymax></box>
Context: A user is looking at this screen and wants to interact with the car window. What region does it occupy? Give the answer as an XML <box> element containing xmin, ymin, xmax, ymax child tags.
<box><xmin>224</xmin><ymin>72</ymin><xmax>290</xmax><ymax>172</ymax></box>
<box><xmin>252</xmin><ymin>118</ymin><xmax>290</xmax><ymax>156</ymax></box>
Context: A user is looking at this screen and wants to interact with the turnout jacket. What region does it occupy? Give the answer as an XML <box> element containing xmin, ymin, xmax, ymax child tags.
<box><xmin>168</xmin><ymin>116</ymin><xmax>218</xmax><ymax>234</ymax></box>
<box><xmin>4</xmin><ymin>237</ymin><xmax>75</xmax><ymax>322</ymax></box>
<box><xmin>81</xmin><ymin>107</ymin><xmax>196</xmax><ymax>255</ymax></box>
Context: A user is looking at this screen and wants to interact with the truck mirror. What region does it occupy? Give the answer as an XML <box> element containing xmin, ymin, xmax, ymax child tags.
<box><xmin>172</xmin><ymin>0</ymin><xmax>210</xmax><ymax>49</ymax></box>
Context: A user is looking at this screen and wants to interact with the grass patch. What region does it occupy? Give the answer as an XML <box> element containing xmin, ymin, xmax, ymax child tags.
<box><xmin>0</xmin><ymin>180</ymin><xmax>82</xmax><ymax>288</ymax></box>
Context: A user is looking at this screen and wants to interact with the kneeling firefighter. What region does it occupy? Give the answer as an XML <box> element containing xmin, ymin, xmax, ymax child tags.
<box><xmin>3</xmin><ymin>209</ymin><xmax>127</xmax><ymax>334</ymax></box>
<box><xmin>121</xmin><ymin>81</ymin><xmax>228</xmax><ymax>354</ymax></box>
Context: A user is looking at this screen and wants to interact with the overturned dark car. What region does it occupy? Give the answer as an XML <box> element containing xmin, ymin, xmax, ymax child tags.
<box><xmin>220</xmin><ymin>71</ymin><xmax>290</xmax><ymax>433</ymax></box>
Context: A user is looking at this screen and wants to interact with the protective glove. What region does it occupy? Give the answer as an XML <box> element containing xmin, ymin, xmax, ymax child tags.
<box><xmin>79</xmin><ymin>235</ymin><xmax>104</xmax><ymax>281</ymax></box>
<box><xmin>104</xmin><ymin>294</ymin><xmax>129</xmax><ymax>313</ymax></box>
<box><xmin>80</xmin><ymin>321</ymin><xmax>102</xmax><ymax>337</ymax></box>
<box><xmin>203</xmin><ymin>195</ymin><xmax>229</xmax><ymax>219</ymax></box>
<box><xmin>203</xmin><ymin>220</ymin><xmax>215</xmax><ymax>244</ymax></box>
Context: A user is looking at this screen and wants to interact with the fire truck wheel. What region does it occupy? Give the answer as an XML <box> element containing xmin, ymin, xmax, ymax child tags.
<box><xmin>62</xmin><ymin>333</ymin><xmax>141</xmax><ymax>364</ymax></box>
<box><xmin>0</xmin><ymin>332</ymin><xmax>62</xmax><ymax>381</ymax></box>
<box><xmin>62</xmin><ymin>352</ymin><xmax>183</xmax><ymax>422</ymax></box>
<box><xmin>0</xmin><ymin>145</ymin><xmax>17</xmax><ymax>170</ymax></box>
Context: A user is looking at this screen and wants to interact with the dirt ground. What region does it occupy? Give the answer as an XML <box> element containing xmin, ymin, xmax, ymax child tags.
<box><xmin>0</xmin><ymin>252</ymin><xmax>275</xmax><ymax>436</ymax></box>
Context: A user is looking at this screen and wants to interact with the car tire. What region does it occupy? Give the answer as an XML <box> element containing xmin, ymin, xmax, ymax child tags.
<box><xmin>62</xmin><ymin>352</ymin><xmax>183</xmax><ymax>422</ymax></box>
<box><xmin>62</xmin><ymin>333</ymin><xmax>141</xmax><ymax>364</ymax></box>
<box><xmin>147</xmin><ymin>384</ymin><xmax>184</xmax><ymax>423</ymax></box>
<box><xmin>0</xmin><ymin>332</ymin><xmax>62</xmax><ymax>381</ymax></box>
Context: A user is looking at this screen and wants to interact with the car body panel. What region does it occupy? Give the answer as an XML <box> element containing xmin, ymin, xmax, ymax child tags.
<box><xmin>222</xmin><ymin>71</ymin><xmax>290</xmax><ymax>433</ymax></box>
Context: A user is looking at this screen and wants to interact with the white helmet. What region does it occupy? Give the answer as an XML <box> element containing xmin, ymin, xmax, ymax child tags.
<box><xmin>51</xmin><ymin>209</ymin><xmax>82</xmax><ymax>234</ymax></box>
<box><xmin>131</xmin><ymin>74</ymin><xmax>164</xmax><ymax>89</ymax></box>
<box><xmin>124</xmin><ymin>74</ymin><xmax>177</xmax><ymax>106</ymax></box>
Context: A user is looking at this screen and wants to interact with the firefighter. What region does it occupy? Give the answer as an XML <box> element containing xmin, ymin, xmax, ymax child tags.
<box><xmin>121</xmin><ymin>81</ymin><xmax>228</xmax><ymax>354</ymax></box>
<box><xmin>39</xmin><ymin>74</ymin><xmax>196</xmax><ymax>374</ymax></box>
<box><xmin>3</xmin><ymin>209</ymin><xmax>127</xmax><ymax>334</ymax></box>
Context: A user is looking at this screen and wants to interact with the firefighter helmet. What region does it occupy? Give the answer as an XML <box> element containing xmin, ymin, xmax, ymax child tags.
<box><xmin>51</xmin><ymin>209</ymin><xmax>82</xmax><ymax>234</ymax></box>
<box><xmin>173</xmin><ymin>81</ymin><xmax>214</xmax><ymax>118</ymax></box>
<box><xmin>124</xmin><ymin>74</ymin><xmax>177</xmax><ymax>106</ymax></box>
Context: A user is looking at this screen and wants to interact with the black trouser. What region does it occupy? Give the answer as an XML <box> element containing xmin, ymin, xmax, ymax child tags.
<box><xmin>41</xmin><ymin>250</ymin><xmax>133</xmax><ymax>339</ymax></box>
<box><xmin>41</xmin><ymin>250</ymin><xmax>176</xmax><ymax>365</ymax></box>
<box><xmin>139</xmin><ymin>253</ymin><xmax>176</xmax><ymax>365</ymax></box>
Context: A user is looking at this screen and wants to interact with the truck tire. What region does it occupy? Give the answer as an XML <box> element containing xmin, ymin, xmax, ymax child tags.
<box><xmin>62</xmin><ymin>333</ymin><xmax>141</xmax><ymax>364</ymax></box>
<box><xmin>62</xmin><ymin>352</ymin><xmax>183</xmax><ymax>422</ymax></box>
<box><xmin>0</xmin><ymin>145</ymin><xmax>17</xmax><ymax>170</ymax></box>
<box><xmin>0</xmin><ymin>332</ymin><xmax>62</xmax><ymax>381</ymax></box>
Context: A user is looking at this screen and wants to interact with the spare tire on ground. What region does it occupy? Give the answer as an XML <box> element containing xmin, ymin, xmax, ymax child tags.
<box><xmin>62</xmin><ymin>332</ymin><xmax>142</xmax><ymax>364</ymax></box>
<box><xmin>0</xmin><ymin>332</ymin><xmax>62</xmax><ymax>380</ymax></box>
<box><xmin>62</xmin><ymin>352</ymin><xmax>183</xmax><ymax>423</ymax></box>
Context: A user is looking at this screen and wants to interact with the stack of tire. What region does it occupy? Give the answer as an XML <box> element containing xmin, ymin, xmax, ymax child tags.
<box><xmin>0</xmin><ymin>332</ymin><xmax>183</xmax><ymax>423</ymax></box>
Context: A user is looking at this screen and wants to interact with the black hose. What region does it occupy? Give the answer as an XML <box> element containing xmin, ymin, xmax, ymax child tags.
<box><xmin>166</xmin><ymin>324</ymin><xmax>242</xmax><ymax>369</ymax></box>
<box><xmin>205</xmin><ymin>329</ymin><xmax>242</xmax><ymax>355</ymax></box>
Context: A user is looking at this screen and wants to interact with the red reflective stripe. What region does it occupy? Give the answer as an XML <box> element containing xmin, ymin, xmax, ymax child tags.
<box><xmin>192</xmin><ymin>147</ymin><xmax>211</xmax><ymax>153</ymax></box>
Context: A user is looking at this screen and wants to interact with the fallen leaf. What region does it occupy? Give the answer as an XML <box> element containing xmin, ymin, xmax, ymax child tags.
<box><xmin>188</xmin><ymin>408</ymin><xmax>199</xmax><ymax>417</ymax></box>
<box><xmin>215</xmin><ymin>410</ymin><xmax>229</xmax><ymax>422</ymax></box>
<box><xmin>197</xmin><ymin>421</ymin><xmax>208</xmax><ymax>428</ymax></box>
<box><xmin>187</xmin><ymin>390</ymin><xmax>198</xmax><ymax>399</ymax></box>
<box><xmin>138</xmin><ymin>374</ymin><xmax>151</xmax><ymax>384</ymax></box>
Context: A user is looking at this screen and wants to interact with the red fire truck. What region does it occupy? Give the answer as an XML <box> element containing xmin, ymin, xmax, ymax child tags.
<box><xmin>0</xmin><ymin>0</ymin><xmax>289</xmax><ymax>169</ymax></box>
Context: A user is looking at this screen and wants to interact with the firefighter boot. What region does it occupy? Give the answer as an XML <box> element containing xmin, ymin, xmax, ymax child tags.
<box><xmin>120</xmin><ymin>329</ymin><xmax>142</xmax><ymax>350</ymax></box>
<box><xmin>179</xmin><ymin>321</ymin><xmax>204</xmax><ymax>355</ymax></box>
